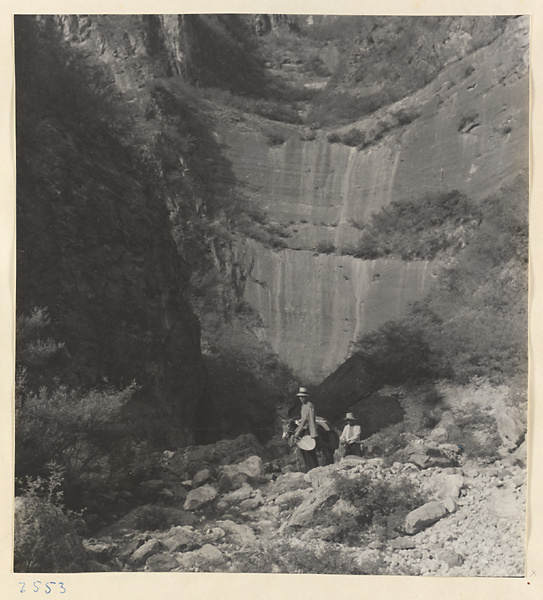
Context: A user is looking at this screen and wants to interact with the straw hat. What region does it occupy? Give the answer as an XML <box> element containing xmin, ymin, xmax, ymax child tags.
<box><xmin>345</xmin><ymin>412</ymin><xmax>357</xmax><ymax>421</ymax></box>
<box><xmin>296</xmin><ymin>387</ymin><xmax>309</xmax><ymax>397</ymax></box>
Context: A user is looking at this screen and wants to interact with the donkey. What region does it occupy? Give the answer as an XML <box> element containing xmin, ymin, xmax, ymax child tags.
<box><xmin>282</xmin><ymin>416</ymin><xmax>339</xmax><ymax>467</ymax></box>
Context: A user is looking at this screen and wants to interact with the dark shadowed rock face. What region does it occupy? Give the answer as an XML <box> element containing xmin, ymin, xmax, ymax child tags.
<box><xmin>15</xmin><ymin>17</ymin><xmax>206</xmax><ymax>445</ymax></box>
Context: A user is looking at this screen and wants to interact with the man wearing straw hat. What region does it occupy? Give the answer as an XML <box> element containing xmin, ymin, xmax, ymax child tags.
<box><xmin>340</xmin><ymin>412</ymin><xmax>362</xmax><ymax>457</ymax></box>
<box><xmin>293</xmin><ymin>387</ymin><xmax>319</xmax><ymax>472</ymax></box>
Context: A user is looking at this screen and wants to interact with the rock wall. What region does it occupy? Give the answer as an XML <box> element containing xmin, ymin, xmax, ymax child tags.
<box><xmin>243</xmin><ymin>243</ymin><xmax>433</xmax><ymax>380</ymax></box>
<box><xmin>218</xmin><ymin>16</ymin><xmax>529</xmax><ymax>381</ymax></box>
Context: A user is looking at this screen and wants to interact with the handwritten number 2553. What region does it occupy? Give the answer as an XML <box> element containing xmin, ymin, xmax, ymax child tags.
<box><xmin>19</xmin><ymin>582</ymin><xmax>66</xmax><ymax>594</ymax></box>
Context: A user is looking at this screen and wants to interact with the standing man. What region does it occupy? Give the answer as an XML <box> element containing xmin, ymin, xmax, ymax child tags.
<box><xmin>294</xmin><ymin>387</ymin><xmax>319</xmax><ymax>472</ymax></box>
<box><xmin>340</xmin><ymin>412</ymin><xmax>362</xmax><ymax>457</ymax></box>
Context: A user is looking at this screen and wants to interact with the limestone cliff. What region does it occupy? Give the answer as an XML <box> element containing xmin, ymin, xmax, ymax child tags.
<box><xmin>216</xmin><ymin>15</ymin><xmax>528</xmax><ymax>381</ymax></box>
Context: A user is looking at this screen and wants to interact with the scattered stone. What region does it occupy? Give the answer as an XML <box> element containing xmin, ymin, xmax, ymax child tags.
<box><xmin>184</xmin><ymin>485</ymin><xmax>218</xmax><ymax>511</ymax></box>
<box><xmin>221</xmin><ymin>483</ymin><xmax>254</xmax><ymax>504</ymax></box>
<box><xmin>197</xmin><ymin>544</ymin><xmax>223</xmax><ymax>563</ymax></box>
<box><xmin>146</xmin><ymin>553</ymin><xmax>180</xmax><ymax>571</ymax></box>
<box><xmin>162</xmin><ymin>529</ymin><xmax>198</xmax><ymax>552</ymax></box>
<box><xmin>274</xmin><ymin>489</ymin><xmax>308</xmax><ymax>509</ymax></box>
<box><xmin>495</xmin><ymin>402</ymin><xmax>525</xmax><ymax>449</ymax></box>
<box><xmin>405</xmin><ymin>501</ymin><xmax>449</xmax><ymax>535</ymax></box>
<box><xmin>339</xmin><ymin>455</ymin><xmax>365</xmax><ymax>468</ymax></box>
<box><xmin>216</xmin><ymin>520</ymin><xmax>257</xmax><ymax>545</ymax></box>
<box><xmin>192</xmin><ymin>469</ymin><xmax>211</xmax><ymax>488</ymax></box>
<box><xmin>205</xmin><ymin>527</ymin><xmax>225</xmax><ymax>542</ymax></box>
<box><xmin>282</xmin><ymin>484</ymin><xmax>338</xmax><ymax>531</ymax></box>
<box><xmin>304</xmin><ymin>466</ymin><xmax>335</xmax><ymax>489</ymax></box>
<box><xmin>270</xmin><ymin>472</ymin><xmax>310</xmax><ymax>496</ymax></box>
<box><xmin>118</xmin><ymin>537</ymin><xmax>144</xmax><ymax>559</ymax></box>
<box><xmin>131</xmin><ymin>539</ymin><xmax>164</xmax><ymax>565</ymax></box>
<box><xmin>438</xmin><ymin>550</ymin><xmax>465</xmax><ymax>568</ymax></box>
<box><xmin>83</xmin><ymin>539</ymin><xmax>116</xmax><ymax>557</ymax></box>
<box><xmin>390</xmin><ymin>537</ymin><xmax>416</xmax><ymax>550</ymax></box>
<box><xmin>222</xmin><ymin>456</ymin><xmax>265</xmax><ymax>481</ymax></box>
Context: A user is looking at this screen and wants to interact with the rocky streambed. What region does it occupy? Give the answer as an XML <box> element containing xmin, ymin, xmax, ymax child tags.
<box><xmin>80</xmin><ymin>437</ymin><xmax>527</xmax><ymax>576</ymax></box>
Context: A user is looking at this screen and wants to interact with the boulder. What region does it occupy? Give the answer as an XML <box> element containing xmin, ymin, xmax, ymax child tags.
<box><xmin>146</xmin><ymin>553</ymin><xmax>180</xmax><ymax>571</ymax></box>
<box><xmin>488</xmin><ymin>489</ymin><xmax>519</xmax><ymax>519</ymax></box>
<box><xmin>424</xmin><ymin>473</ymin><xmax>464</xmax><ymax>504</ymax></box>
<box><xmin>405</xmin><ymin>442</ymin><xmax>459</xmax><ymax>469</ymax></box>
<box><xmin>390</xmin><ymin>536</ymin><xmax>416</xmax><ymax>550</ymax></box>
<box><xmin>495</xmin><ymin>402</ymin><xmax>525</xmax><ymax>449</ymax></box>
<box><xmin>239</xmin><ymin>491</ymin><xmax>264</xmax><ymax>511</ymax></box>
<box><xmin>191</xmin><ymin>469</ymin><xmax>211</xmax><ymax>488</ymax></box>
<box><xmin>216</xmin><ymin>520</ymin><xmax>257</xmax><ymax>545</ymax></box>
<box><xmin>183</xmin><ymin>485</ymin><xmax>218</xmax><ymax>511</ymax></box>
<box><xmin>162</xmin><ymin>529</ymin><xmax>198</xmax><ymax>552</ymax></box>
<box><xmin>118</xmin><ymin>537</ymin><xmax>144</xmax><ymax>559</ymax></box>
<box><xmin>268</xmin><ymin>471</ymin><xmax>310</xmax><ymax>496</ymax></box>
<box><xmin>83</xmin><ymin>539</ymin><xmax>116</xmax><ymax>558</ymax></box>
<box><xmin>438</xmin><ymin>550</ymin><xmax>465</xmax><ymax>568</ymax></box>
<box><xmin>221</xmin><ymin>483</ymin><xmax>254</xmax><ymax>504</ymax></box>
<box><xmin>281</xmin><ymin>484</ymin><xmax>338</xmax><ymax>531</ymax></box>
<box><xmin>405</xmin><ymin>501</ymin><xmax>448</xmax><ymax>535</ymax></box>
<box><xmin>274</xmin><ymin>489</ymin><xmax>309</xmax><ymax>509</ymax></box>
<box><xmin>222</xmin><ymin>456</ymin><xmax>265</xmax><ymax>481</ymax></box>
<box><xmin>304</xmin><ymin>465</ymin><xmax>335</xmax><ymax>489</ymax></box>
<box><xmin>131</xmin><ymin>539</ymin><xmax>164</xmax><ymax>565</ymax></box>
<box><xmin>196</xmin><ymin>544</ymin><xmax>223</xmax><ymax>563</ymax></box>
<box><xmin>502</xmin><ymin>440</ymin><xmax>527</xmax><ymax>468</ymax></box>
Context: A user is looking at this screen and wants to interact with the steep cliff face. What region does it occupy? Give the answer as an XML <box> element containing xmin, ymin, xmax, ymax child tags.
<box><xmin>215</xmin><ymin>16</ymin><xmax>528</xmax><ymax>381</ymax></box>
<box><xmin>17</xmin><ymin>15</ymin><xmax>528</xmax><ymax>426</ymax></box>
<box><xmin>243</xmin><ymin>243</ymin><xmax>433</xmax><ymax>379</ymax></box>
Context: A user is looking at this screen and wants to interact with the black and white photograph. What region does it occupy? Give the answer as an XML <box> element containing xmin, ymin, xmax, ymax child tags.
<box><xmin>13</xmin><ymin>12</ymin><xmax>530</xmax><ymax>578</ymax></box>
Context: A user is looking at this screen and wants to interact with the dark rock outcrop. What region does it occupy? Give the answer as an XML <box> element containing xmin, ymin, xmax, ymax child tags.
<box><xmin>15</xmin><ymin>16</ymin><xmax>207</xmax><ymax>445</ymax></box>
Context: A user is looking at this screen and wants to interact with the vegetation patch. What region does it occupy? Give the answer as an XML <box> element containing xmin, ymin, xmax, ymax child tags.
<box><xmin>348</xmin><ymin>190</ymin><xmax>482</xmax><ymax>261</ymax></box>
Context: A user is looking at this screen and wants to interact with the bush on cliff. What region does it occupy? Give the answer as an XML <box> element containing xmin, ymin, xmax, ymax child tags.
<box><xmin>351</xmin><ymin>190</ymin><xmax>482</xmax><ymax>261</ymax></box>
<box><xmin>351</xmin><ymin>176</ymin><xmax>528</xmax><ymax>386</ymax></box>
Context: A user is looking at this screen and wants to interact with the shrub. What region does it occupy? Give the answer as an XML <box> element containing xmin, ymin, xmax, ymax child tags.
<box><xmin>392</xmin><ymin>108</ymin><xmax>420</xmax><ymax>126</ymax></box>
<box><xmin>304</xmin><ymin>54</ymin><xmax>331</xmax><ymax>77</ymax></box>
<box><xmin>15</xmin><ymin>465</ymin><xmax>88</xmax><ymax>572</ymax></box>
<box><xmin>352</xmin><ymin>320</ymin><xmax>448</xmax><ymax>385</ymax></box>
<box><xmin>310</xmin><ymin>472</ymin><xmax>428</xmax><ymax>543</ymax></box>
<box><xmin>341</xmin><ymin>128</ymin><xmax>366</xmax><ymax>147</ymax></box>
<box><xmin>231</xmin><ymin>541</ymin><xmax>375</xmax><ymax>574</ymax></box>
<box><xmin>265</xmin><ymin>130</ymin><xmax>286</xmax><ymax>146</ymax></box>
<box><xmin>315</xmin><ymin>240</ymin><xmax>336</xmax><ymax>254</ymax></box>
<box><xmin>327</xmin><ymin>132</ymin><xmax>341</xmax><ymax>143</ymax></box>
